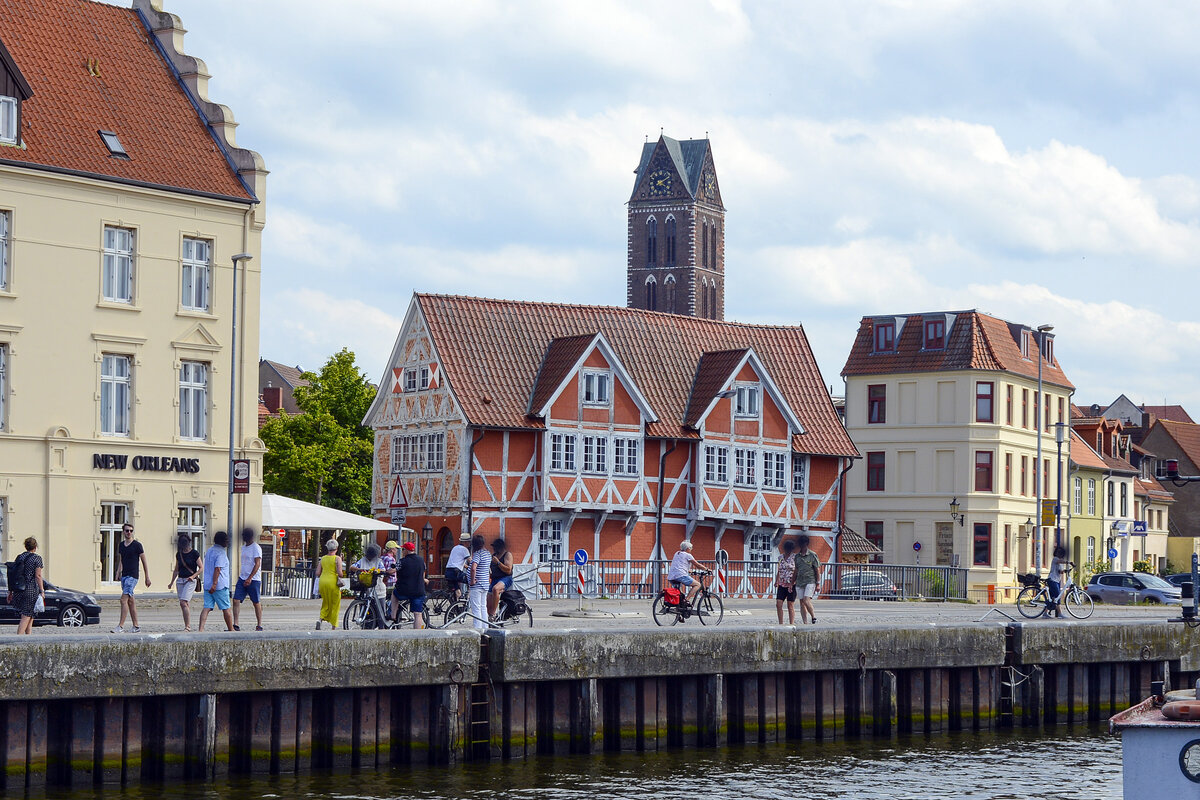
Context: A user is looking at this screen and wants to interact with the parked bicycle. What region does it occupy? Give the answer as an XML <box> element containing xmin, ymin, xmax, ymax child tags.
<box><xmin>424</xmin><ymin>575</ymin><xmax>466</xmax><ymax>622</ymax></box>
<box><xmin>651</xmin><ymin>569</ymin><xmax>724</xmax><ymax>625</ymax></box>
<box><xmin>342</xmin><ymin>569</ymin><xmax>430</xmax><ymax>630</ymax></box>
<box><xmin>440</xmin><ymin>587</ymin><xmax>533</xmax><ymax>628</ymax></box>
<box><xmin>1015</xmin><ymin>573</ymin><xmax>1093</xmax><ymax>619</ymax></box>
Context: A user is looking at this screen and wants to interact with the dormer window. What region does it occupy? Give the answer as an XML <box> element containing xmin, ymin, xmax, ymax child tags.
<box><xmin>1020</xmin><ymin>331</ymin><xmax>1031</xmax><ymax>358</ymax></box>
<box><xmin>734</xmin><ymin>385</ymin><xmax>759</xmax><ymax>417</ymax></box>
<box><xmin>0</xmin><ymin>97</ymin><xmax>16</xmax><ymax>144</ymax></box>
<box><xmin>873</xmin><ymin>321</ymin><xmax>895</xmax><ymax>353</ymax></box>
<box><xmin>1043</xmin><ymin>337</ymin><xmax>1054</xmax><ymax>363</ymax></box>
<box><xmin>582</xmin><ymin>371</ymin><xmax>610</xmax><ymax>406</ymax></box>
<box><xmin>924</xmin><ymin>319</ymin><xmax>944</xmax><ymax>350</ymax></box>
<box><xmin>99</xmin><ymin>129</ymin><xmax>129</xmax><ymax>159</ymax></box>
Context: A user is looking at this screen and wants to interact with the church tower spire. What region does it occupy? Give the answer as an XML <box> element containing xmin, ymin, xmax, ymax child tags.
<box><xmin>626</xmin><ymin>135</ymin><xmax>724</xmax><ymax>319</ymax></box>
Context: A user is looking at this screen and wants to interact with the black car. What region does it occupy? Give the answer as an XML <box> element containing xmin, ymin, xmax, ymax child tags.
<box><xmin>0</xmin><ymin>568</ymin><xmax>102</xmax><ymax>627</ymax></box>
<box><xmin>826</xmin><ymin>570</ymin><xmax>899</xmax><ymax>600</ymax></box>
<box><xmin>1165</xmin><ymin>574</ymin><xmax>1198</xmax><ymax>589</ymax></box>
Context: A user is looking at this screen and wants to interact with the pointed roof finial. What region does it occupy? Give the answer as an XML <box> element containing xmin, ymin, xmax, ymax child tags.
<box><xmin>660</xmin><ymin>126</ymin><xmax>664</xmax><ymax>137</ymax></box>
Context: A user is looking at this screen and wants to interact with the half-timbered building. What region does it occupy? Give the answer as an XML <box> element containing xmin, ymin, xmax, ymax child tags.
<box><xmin>364</xmin><ymin>294</ymin><xmax>857</xmax><ymax>585</ymax></box>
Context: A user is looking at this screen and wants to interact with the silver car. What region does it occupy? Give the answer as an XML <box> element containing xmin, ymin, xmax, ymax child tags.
<box><xmin>1085</xmin><ymin>572</ymin><xmax>1182</xmax><ymax>605</ymax></box>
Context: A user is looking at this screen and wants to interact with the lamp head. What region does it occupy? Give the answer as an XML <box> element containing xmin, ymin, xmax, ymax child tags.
<box><xmin>1036</xmin><ymin>324</ymin><xmax>1054</xmax><ymax>333</ymax></box>
<box><xmin>231</xmin><ymin>252</ymin><xmax>253</xmax><ymax>264</ymax></box>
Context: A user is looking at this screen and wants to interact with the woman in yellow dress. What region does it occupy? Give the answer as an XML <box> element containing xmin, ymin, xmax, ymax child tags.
<box><xmin>315</xmin><ymin>538</ymin><xmax>344</xmax><ymax>629</ymax></box>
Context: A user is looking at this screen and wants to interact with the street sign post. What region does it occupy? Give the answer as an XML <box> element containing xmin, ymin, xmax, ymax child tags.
<box><xmin>573</xmin><ymin>549</ymin><xmax>588</xmax><ymax>566</ymax></box>
<box><xmin>389</xmin><ymin>479</ymin><xmax>408</xmax><ymax>527</ymax></box>
<box><xmin>1108</xmin><ymin>548</ymin><xmax>1119</xmax><ymax>560</ymax></box>
<box><xmin>574</xmin><ymin>549</ymin><xmax>589</xmax><ymax>610</ymax></box>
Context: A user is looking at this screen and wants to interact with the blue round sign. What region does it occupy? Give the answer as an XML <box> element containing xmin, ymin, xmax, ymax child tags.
<box><xmin>912</xmin><ymin>542</ymin><xmax>922</xmax><ymax>552</ymax></box>
<box><xmin>573</xmin><ymin>549</ymin><xmax>588</xmax><ymax>566</ymax></box>
<box><xmin>1108</xmin><ymin>548</ymin><xmax>1119</xmax><ymax>559</ymax></box>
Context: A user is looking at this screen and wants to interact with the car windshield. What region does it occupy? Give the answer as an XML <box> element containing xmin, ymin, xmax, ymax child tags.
<box><xmin>1138</xmin><ymin>574</ymin><xmax>1175</xmax><ymax>589</ymax></box>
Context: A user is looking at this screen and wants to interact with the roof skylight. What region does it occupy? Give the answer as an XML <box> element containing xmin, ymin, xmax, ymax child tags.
<box><xmin>98</xmin><ymin>129</ymin><xmax>129</xmax><ymax>159</ymax></box>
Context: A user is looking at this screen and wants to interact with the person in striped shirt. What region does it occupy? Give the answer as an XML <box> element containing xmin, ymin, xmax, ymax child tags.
<box><xmin>466</xmin><ymin>535</ymin><xmax>492</xmax><ymax>630</ymax></box>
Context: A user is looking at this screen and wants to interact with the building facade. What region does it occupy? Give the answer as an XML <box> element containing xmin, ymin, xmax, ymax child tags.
<box><xmin>841</xmin><ymin>311</ymin><xmax>1074</xmax><ymax>592</ymax></box>
<box><xmin>0</xmin><ymin>0</ymin><xmax>267</xmax><ymax>592</ymax></box>
<box><xmin>365</xmin><ymin>294</ymin><xmax>856</xmax><ymax>584</ymax></box>
<box><xmin>626</xmin><ymin>136</ymin><xmax>725</xmax><ymax>320</ymax></box>
<box><xmin>1069</xmin><ymin>414</ymin><xmax>1151</xmax><ymax>571</ymax></box>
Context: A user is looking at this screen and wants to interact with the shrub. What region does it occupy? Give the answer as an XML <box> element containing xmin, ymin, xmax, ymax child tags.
<box><xmin>1133</xmin><ymin>560</ymin><xmax>1152</xmax><ymax>574</ymax></box>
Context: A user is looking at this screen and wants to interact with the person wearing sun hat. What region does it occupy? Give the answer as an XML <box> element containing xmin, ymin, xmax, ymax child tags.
<box><xmin>381</xmin><ymin>540</ymin><xmax>400</xmax><ymax>593</ymax></box>
<box><xmin>391</xmin><ymin>541</ymin><xmax>427</xmax><ymax>629</ymax></box>
<box><xmin>444</xmin><ymin>532</ymin><xmax>471</xmax><ymax>601</ymax></box>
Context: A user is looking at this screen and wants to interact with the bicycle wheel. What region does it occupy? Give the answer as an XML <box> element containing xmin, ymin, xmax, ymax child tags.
<box><xmin>1064</xmin><ymin>587</ymin><xmax>1094</xmax><ymax>619</ymax></box>
<box><xmin>443</xmin><ymin>599</ymin><xmax>469</xmax><ymax>627</ymax></box>
<box><xmin>1015</xmin><ymin>587</ymin><xmax>1045</xmax><ymax>618</ymax></box>
<box><xmin>426</xmin><ymin>591</ymin><xmax>452</xmax><ymax>619</ymax></box>
<box><xmin>695</xmin><ymin>592</ymin><xmax>724</xmax><ymax>625</ymax></box>
<box><xmin>342</xmin><ymin>599</ymin><xmax>370</xmax><ymax>630</ymax></box>
<box><xmin>651</xmin><ymin>594</ymin><xmax>680</xmax><ymax>626</ymax></box>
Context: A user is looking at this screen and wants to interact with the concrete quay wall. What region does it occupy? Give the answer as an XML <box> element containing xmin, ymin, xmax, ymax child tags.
<box><xmin>0</xmin><ymin>622</ymin><xmax>1193</xmax><ymax>789</ymax></box>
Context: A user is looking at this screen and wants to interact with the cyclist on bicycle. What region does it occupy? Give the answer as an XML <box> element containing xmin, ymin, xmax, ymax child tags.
<box><xmin>667</xmin><ymin>541</ymin><xmax>705</xmax><ymax>605</ymax></box>
<box><xmin>350</xmin><ymin>544</ymin><xmax>389</xmax><ymax>624</ymax></box>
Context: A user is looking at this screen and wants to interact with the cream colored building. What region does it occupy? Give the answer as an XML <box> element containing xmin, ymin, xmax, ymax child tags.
<box><xmin>0</xmin><ymin>0</ymin><xmax>266</xmax><ymax>593</ymax></box>
<box><xmin>841</xmin><ymin>311</ymin><xmax>1074</xmax><ymax>595</ymax></box>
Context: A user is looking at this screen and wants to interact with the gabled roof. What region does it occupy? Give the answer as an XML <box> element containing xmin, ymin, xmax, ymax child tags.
<box><xmin>0</xmin><ymin>33</ymin><xmax>33</xmax><ymax>100</ymax></box>
<box><xmin>404</xmin><ymin>294</ymin><xmax>856</xmax><ymax>456</ymax></box>
<box><xmin>685</xmin><ymin>349</ymin><xmax>748</xmax><ymax>428</ymax></box>
<box><xmin>839</xmin><ymin>527</ymin><xmax>883</xmax><ymax>555</ymax></box>
<box><xmin>261</xmin><ymin>360</ymin><xmax>310</xmax><ymax>390</ymax></box>
<box><xmin>841</xmin><ymin>310</ymin><xmax>1074</xmax><ymax>390</ymax></box>
<box><xmin>1100</xmin><ymin>453</ymin><xmax>1139</xmax><ymax>475</ymax></box>
<box><xmin>1143</xmin><ymin>405</ymin><xmax>1195</xmax><ymax>424</ymax></box>
<box><xmin>1069</xmin><ymin>430</ymin><xmax>1108</xmax><ymax>471</ymax></box>
<box><xmin>0</xmin><ymin>0</ymin><xmax>254</xmax><ymax>201</ymax></box>
<box><xmin>1135</xmin><ymin>477</ymin><xmax>1174</xmax><ymax>503</ymax></box>
<box><xmin>527</xmin><ymin>332</ymin><xmax>657</xmax><ymax>422</ymax></box>
<box><xmin>631</xmin><ymin>135</ymin><xmax>713</xmax><ymax>201</ymax></box>
<box><xmin>1151</xmin><ymin>420</ymin><xmax>1200</xmax><ymax>470</ymax></box>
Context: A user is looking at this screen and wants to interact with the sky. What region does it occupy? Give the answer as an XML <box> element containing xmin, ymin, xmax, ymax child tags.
<box><xmin>165</xmin><ymin>0</ymin><xmax>1200</xmax><ymax>413</ymax></box>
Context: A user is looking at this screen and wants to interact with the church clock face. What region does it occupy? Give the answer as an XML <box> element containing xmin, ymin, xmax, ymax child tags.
<box><xmin>647</xmin><ymin>169</ymin><xmax>673</xmax><ymax>197</ymax></box>
<box><xmin>703</xmin><ymin>170</ymin><xmax>716</xmax><ymax>198</ymax></box>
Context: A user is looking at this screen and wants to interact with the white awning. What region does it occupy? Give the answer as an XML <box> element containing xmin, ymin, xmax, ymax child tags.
<box><xmin>261</xmin><ymin>493</ymin><xmax>399</xmax><ymax>531</ymax></box>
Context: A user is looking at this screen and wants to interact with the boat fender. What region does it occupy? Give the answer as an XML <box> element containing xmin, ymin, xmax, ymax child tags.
<box><xmin>1161</xmin><ymin>701</ymin><xmax>1200</xmax><ymax>720</ymax></box>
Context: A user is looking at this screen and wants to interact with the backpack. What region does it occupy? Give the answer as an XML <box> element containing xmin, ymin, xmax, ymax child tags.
<box><xmin>663</xmin><ymin>587</ymin><xmax>681</xmax><ymax>606</ymax></box>
<box><xmin>6</xmin><ymin>553</ymin><xmax>27</xmax><ymax>593</ymax></box>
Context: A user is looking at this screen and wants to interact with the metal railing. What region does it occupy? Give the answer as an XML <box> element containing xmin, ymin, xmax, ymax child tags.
<box><xmin>533</xmin><ymin>559</ymin><xmax>969</xmax><ymax>601</ymax></box>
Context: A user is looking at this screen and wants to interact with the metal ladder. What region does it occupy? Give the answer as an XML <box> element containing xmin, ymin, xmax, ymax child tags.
<box><xmin>467</xmin><ymin>637</ymin><xmax>492</xmax><ymax>759</ymax></box>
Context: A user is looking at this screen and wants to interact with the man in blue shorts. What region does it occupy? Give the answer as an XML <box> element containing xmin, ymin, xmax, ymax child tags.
<box><xmin>112</xmin><ymin>523</ymin><xmax>151</xmax><ymax>633</ymax></box>
<box><xmin>391</xmin><ymin>541</ymin><xmax>427</xmax><ymax>629</ymax></box>
<box><xmin>199</xmin><ymin>531</ymin><xmax>233</xmax><ymax>631</ymax></box>
<box><xmin>232</xmin><ymin>528</ymin><xmax>263</xmax><ymax>631</ymax></box>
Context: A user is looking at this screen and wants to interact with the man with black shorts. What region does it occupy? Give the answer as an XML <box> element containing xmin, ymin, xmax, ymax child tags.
<box><xmin>444</xmin><ymin>532</ymin><xmax>470</xmax><ymax>600</ymax></box>
<box><xmin>776</xmin><ymin>539</ymin><xmax>798</xmax><ymax>624</ymax></box>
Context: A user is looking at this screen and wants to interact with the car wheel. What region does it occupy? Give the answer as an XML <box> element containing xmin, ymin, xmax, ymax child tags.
<box><xmin>58</xmin><ymin>604</ymin><xmax>86</xmax><ymax>627</ymax></box>
<box><xmin>1144</xmin><ymin>597</ymin><xmax>1161</xmax><ymax>604</ymax></box>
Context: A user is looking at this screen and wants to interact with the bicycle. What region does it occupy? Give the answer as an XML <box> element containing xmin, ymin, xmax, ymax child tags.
<box><xmin>1015</xmin><ymin>573</ymin><xmax>1093</xmax><ymax>619</ymax></box>
<box><xmin>440</xmin><ymin>586</ymin><xmax>533</xmax><ymax>628</ymax></box>
<box><xmin>424</xmin><ymin>577</ymin><xmax>465</xmax><ymax>622</ymax></box>
<box><xmin>651</xmin><ymin>569</ymin><xmax>724</xmax><ymax>625</ymax></box>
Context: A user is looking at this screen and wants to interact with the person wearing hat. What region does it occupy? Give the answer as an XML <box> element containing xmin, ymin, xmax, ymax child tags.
<box><xmin>444</xmin><ymin>531</ymin><xmax>471</xmax><ymax>601</ymax></box>
<box><xmin>315</xmin><ymin>537</ymin><xmax>344</xmax><ymax>630</ymax></box>
<box><xmin>391</xmin><ymin>541</ymin><xmax>427</xmax><ymax>629</ymax></box>
<box><xmin>381</xmin><ymin>540</ymin><xmax>400</xmax><ymax>593</ymax></box>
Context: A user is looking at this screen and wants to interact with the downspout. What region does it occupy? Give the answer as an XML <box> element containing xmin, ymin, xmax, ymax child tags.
<box><xmin>464</xmin><ymin>427</ymin><xmax>486</xmax><ymax>538</ymax></box>
<box><xmin>835</xmin><ymin>455</ymin><xmax>856</xmax><ymax>563</ymax></box>
<box><xmin>237</xmin><ymin>204</ymin><xmax>254</xmax><ymax>541</ymax></box>
<box><xmin>654</xmin><ymin>439</ymin><xmax>680</xmax><ymax>594</ymax></box>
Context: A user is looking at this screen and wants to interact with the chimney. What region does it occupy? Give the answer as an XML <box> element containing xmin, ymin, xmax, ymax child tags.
<box><xmin>263</xmin><ymin>386</ymin><xmax>284</xmax><ymax>413</ymax></box>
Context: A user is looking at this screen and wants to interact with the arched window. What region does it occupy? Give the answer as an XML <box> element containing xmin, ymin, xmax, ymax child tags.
<box><xmin>646</xmin><ymin>217</ymin><xmax>657</xmax><ymax>265</ymax></box>
<box><xmin>665</xmin><ymin>274</ymin><xmax>676</xmax><ymax>314</ymax></box>
<box><xmin>702</xmin><ymin>220</ymin><xmax>708</xmax><ymax>267</ymax></box>
<box><xmin>700</xmin><ymin>277</ymin><xmax>709</xmax><ymax>318</ymax></box>
<box><xmin>645</xmin><ymin>275</ymin><xmax>657</xmax><ymax>311</ymax></box>
<box><xmin>665</xmin><ymin>216</ymin><xmax>676</xmax><ymax>266</ymax></box>
<box><xmin>712</xmin><ymin>222</ymin><xmax>719</xmax><ymax>267</ymax></box>
<box><xmin>708</xmin><ymin>282</ymin><xmax>718</xmax><ymax>318</ymax></box>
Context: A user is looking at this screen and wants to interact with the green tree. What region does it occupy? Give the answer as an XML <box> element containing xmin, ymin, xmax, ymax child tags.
<box><xmin>259</xmin><ymin>348</ymin><xmax>377</xmax><ymax>515</ymax></box>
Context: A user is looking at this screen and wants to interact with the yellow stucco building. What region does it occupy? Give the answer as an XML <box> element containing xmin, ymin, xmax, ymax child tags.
<box><xmin>0</xmin><ymin>0</ymin><xmax>267</xmax><ymax>593</ymax></box>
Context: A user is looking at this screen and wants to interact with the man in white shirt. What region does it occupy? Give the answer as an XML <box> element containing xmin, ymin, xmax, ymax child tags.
<box><xmin>445</xmin><ymin>532</ymin><xmax>471</xmax><ymax>600</ymax></box>
<box><xmin>232</xmin><ymin>528</ymin><xmax>263</xmax><ymax>631</ymax></box>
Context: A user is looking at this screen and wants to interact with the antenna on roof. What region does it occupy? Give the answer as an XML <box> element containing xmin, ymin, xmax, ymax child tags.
<box><xmin>660</xmin><ymin>126</ymin><xmax>664</xmax><ymax>136</ymax></box>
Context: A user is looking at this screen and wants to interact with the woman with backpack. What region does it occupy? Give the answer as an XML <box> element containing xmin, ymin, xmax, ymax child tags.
<box><xmin>10</xmin><ymin>538</ymin><xmax>44</xmax><ymax>635</ymax></box>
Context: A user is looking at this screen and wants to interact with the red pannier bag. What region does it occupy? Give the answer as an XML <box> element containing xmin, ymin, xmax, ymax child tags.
<box><xmin>663</xmin><ymin>587</ymin><xmax>681</xmax><ymax>606</ymax></box>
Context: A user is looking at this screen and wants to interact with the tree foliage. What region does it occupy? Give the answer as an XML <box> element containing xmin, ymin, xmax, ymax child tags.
<box><xmin>259</xmin><ymin>349</ymin><xmax>377</xmax><ymax>515</ymax></box>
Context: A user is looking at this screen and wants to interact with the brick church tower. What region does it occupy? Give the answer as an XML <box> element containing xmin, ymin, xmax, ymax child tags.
<box><xmin>626</xmin><ymin>135</ymin><xmax>725</xmax><ymax>319</ymax></box>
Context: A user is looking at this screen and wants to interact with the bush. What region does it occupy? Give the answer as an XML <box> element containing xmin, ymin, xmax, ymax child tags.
<box><xmin>921</xmin><ymin>569</ymin><xmax>945</xmax><ymax>597</ymax></box>
<box><xmin>1080</xmin><ymin>559</ymin><xmax>1110</xmax><ymax>586</ymax></box>
<box><xmin>1133</xmin><ymin>560</ymin><xmax>1152</xmax><ymax>574</ymax></box>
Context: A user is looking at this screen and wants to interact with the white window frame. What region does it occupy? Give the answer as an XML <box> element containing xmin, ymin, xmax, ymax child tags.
<box><xmin>1073</xmin><ymin>476</ymin><xmax>1082</xmax><ymax>515</ymax></box>
<box><xmin>763</xmin><ymin>451</ymin><xmax>786</xmax><ymax>490</ymax></box>
<box><xmin>177</xmin><ymin>505</ymin><xmax>207</xmax><ymax>553</ymax></box>
<box><xmin>179</xmin><ymin>361</ymin><xmax>208</xmax><ymax>440</ymax></box>
<box><xmin>792</xmin><ymin>454</ymin><xmax>808</xmax><ymax>494</ymax></box>
<box><xmin>734</xmin><ymin>385</ymin><xmax>759</xmax><ymax>418</ymax></box>
<box><xmin>390</xmin><ymin>432</ymin><xmax>445</xmax><ymax>473</ymax></box>
<box><xmin>0</xmin><ymin>97</ymin><xmax>16</xmax><ymax>145</ymax></box>
<box><xmin>582</xmin><ymin>371</ymin><xmax>611</xmax><ymax>406</ymax></box>
<box><xmin>747</xmin><ymin>530</ymin><xmax>773</xmax><ymax>574</ymax></box>
<box><xmin>734</xmin><ymin>447</ymin><xmax>756</xmax><ymax>487</ymax></box>
<box><xmin>100</xmin><ymin>354</ymin><xmax>131</xmax><ymax>436</ymax></box>
<box><xmin>550</xmin><ymin>432</ymin><xmax>577</xmax><ymax>472</ymax></box>
<box><xmin>180</xmin><ymin>238</ymin><xmax>211</xmax><ymax>312</ymax></box>
<box><xmin>1087</xmin><ymin>479</ymin><xmax>1096</xmax><ymax>516</ymax></box>
<box><xmin>419</xmin><ymin>366</ymin><xmax>430</xmax><ymax>390</ymax></box>
<box><xmin>582</xmin><ymin>434</ymin><xmax>607</xmax><ymax>474</ymax></box>
<box><xmin>428</xmin><ymin>432</ymin><xmax>445</xmax><ymax>471</ymax></box>
<box><xmin>391</xmin><ymin>434</ymin><xmax>404</xmax><ymax>474</ymax></box>
<box><xmin>99</xmin><ymin>501</ymin><xmax>130</xmax><ymax>583</ymax></box>
<box><xmin>0</xmin><ymin>344</ymin><xmax>6</xmax><ymax>432</ymax></box>
<box><xmin>613</xmin><ymin>437</ymin><xmax>639</xmax><ymax>475</ymax></box>
<box><xmin>404</xmin><ymin>368</ymin><xmax>418</xmax><ymax>393</ymax></box>
<box><xmin>538</xmin><ymin>518</ymin><xmax>564</xmax><ymax>563</ymax></box>
<box><xmin>102</xmin><ymin>226</ymin><xmax>135</xmax><ymax>304</ymax></box>
<box><xmin>0</xmin><ymin>210</ymin><xmax>9</xmax><ymax>291</ymax></box>
<box><xmin>0</xmin><ymin>497</ymin><xmax>5</xmax><ymax>561</ymax></box>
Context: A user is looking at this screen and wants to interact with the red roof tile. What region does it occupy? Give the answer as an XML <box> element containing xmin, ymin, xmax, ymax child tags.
<box><xmin>1153</xmin><ymin>420</ymin><xmax>1200</xmax><ymax>470</ymax></box>
<box><xmin>684</xmin><ymin>349</ymin><xmax>748</xmax><ymax>428</ymax></box>
<box><xmin>1135</xmin><ymin>477</ymin><xmax>1174</xmax><ymax>502</ymax></box>
<box><xmin>0</xmin><ymin>0</ymin><xmax>252</xmax><ymax>201</ymax></box>
<box><xmin>1069</xmin><ymin>430</ymin><xmax>1108</xmax><ymax>471</ymax></box>
<box><xmin>841</xmin><ymin>311</ymin><xmax>1074</xmax><ymax>389</ymax></box>
<box><xmin>528</xmin><ymin>333</ymin><xmax>596</xmax><ymax>415</ymax></box>
<box><xmin>838</xmin><ymin>527</ymin><xmax>883</xmax><ymax>554</ymax></box>
<box><xmin>416</xmin><ymin>294</ymin><xmax>857</xmax><ymax>456</ymax></box>
<box><xmin>1143</xmin><ymin>405</ymin><xmax>1195</xmax><ymax>424</ymax></box>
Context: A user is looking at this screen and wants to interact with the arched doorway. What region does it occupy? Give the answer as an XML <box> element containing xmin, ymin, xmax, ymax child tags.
<box><xmin>436</xmin><ymin>527</ymin><xmax>455</xmax><ymax>575</ymax></box>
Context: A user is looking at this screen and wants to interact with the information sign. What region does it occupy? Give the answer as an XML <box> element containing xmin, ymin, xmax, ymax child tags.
<box><xmin>573</xmin><ymin>549</ymin><xmax>588</xmax><ymax>566</ymax></box>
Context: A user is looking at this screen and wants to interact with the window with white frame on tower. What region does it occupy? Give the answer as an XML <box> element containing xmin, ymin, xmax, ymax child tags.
<box><xmin>538</xmin><ymin>519</ymin><xmax>564</xmax><ymax>563</ymax></box>
<box><xmin>180</xmin><ymin>238</ymin><xmax>211</xmax><ymax>311</ymax></box>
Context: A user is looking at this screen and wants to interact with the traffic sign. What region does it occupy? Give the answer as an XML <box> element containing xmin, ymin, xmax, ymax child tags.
<box><xmin>1108</xmin><ymin>548</ymin><xmax>1119</xmax><ymax>559</ymax></box>
<box><xmin>573</xmin><ymin>549</ymin><xmax>588</xmax><ymax>566</ymax></box>
<box><xmin>390</xmin><ymin>507</ymin><xmax>407</xmax><ymax>526</ymax></box>
<box><xmin>715</xmin><ymin>549</ymin><xmax>729</xmax><ymax>567</ymax></box>
<box><xmin>389</xmin><ymin>479</ymin><xmax>408</xmax><ymax>509</ymax></box>
<box><xmin>913</xmin><ymin>541</ymin><xmax>922</xmax><ymax>552</ymax></box>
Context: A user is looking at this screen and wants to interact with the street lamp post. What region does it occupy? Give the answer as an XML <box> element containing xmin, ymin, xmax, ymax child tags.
<box><xmin>226</xmin><ymin>253</ymin><xmax>253</xmax><ymax>541</ymax></box>
<box><xmin>1033</xmin><ymin>323</ymin><xmax>1053</xmax><ymax>577</ymax></box>
<box><xmin>1054</xmin><ymin>422</ymin><xmax>1066</xmax><ymax>553</ymax></box>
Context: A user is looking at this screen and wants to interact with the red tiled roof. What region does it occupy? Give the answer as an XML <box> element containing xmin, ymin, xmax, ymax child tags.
<box><xmin>1143</xmin><ymin>405</ymin><xmax>1195</xmax><ymax>424</ymax></box>
<box><xmin>1100</xmin><ymin>453</ymin><xmax>1139</xmax><ymax>475</ymax></box>
<box><xmin>1154</xmin><ymin>420</ymin><xmax>1200</xmax><ymax>470</ymax></box>
<box><xmin>838</xmin><ymin>528</ymin><xmax>883</xmax><ymax>555</ymax></box>
<box><xmin>1135</xmin><ymin>477</ymin><xmax>1174</xmax><ymax>502</ymax></box>
<box><xmin>257</xmin><ymin>402</ymin><xmax>272</xmax><ymax>429</ymax></box>
<box><xmin>685</xmin><ymin>349</ymin><xmax>748</xmax><ymax>428</ymax></box>
<box><xmin>528</xmin><ymin>334</ymin><xmax>596</xmax><ymax>415</ymax></box>
<box><xmin>416</xmin><ymin>294</ymin><xmax>857</xmax><ymax>456</ymax></box>
<box><xmin>841</xmin><ymin>311</ymin><xmax>1074</xmax><ymax>389</ymax></box>
<box><xmin>0</xmin><ymin>0</ymin><xmax>252</xmax><ymax>201</ymax></box>
<box><xmin>1069</xmin><ymin>430</ymin><xmax>1108</xmax><ymax>471</ymax></box>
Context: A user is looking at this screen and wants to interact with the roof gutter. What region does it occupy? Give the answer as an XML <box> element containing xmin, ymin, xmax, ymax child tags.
<box><xmin>0</xmin><ymin>159</ymin><xmax>255</xmax><ymax>205</ymax></box>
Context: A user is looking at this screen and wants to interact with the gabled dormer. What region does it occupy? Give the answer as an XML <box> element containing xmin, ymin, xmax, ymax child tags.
<box><xmin>684</xmin><ymin>347</ymin><xmax>804</xmax><ymax>437</ymax></box>
<box><xmin>527</xmin><ymin>332</ymin><xmax>657</xmax><ymax>426</ymax></box>
<box><xmin>921</xmin><ymin>313</ymin><xmax>956</xmax><ymax>351</ymax></box>
<box><xmin>0</xmin><ymin>34</ymin><xmax>33</xmax><ymax>147</ymax></box>
<box><xmin>870</xmin><ymin>316</ymin><xmax>907</xmax><ymax>354</ymax></box>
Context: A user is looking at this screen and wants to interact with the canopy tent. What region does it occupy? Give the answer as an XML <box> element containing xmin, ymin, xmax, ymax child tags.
<box><xmin>261</xmin><ymin>493</ymin><xmax>399</xmax><ymax>531</ymax></box>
